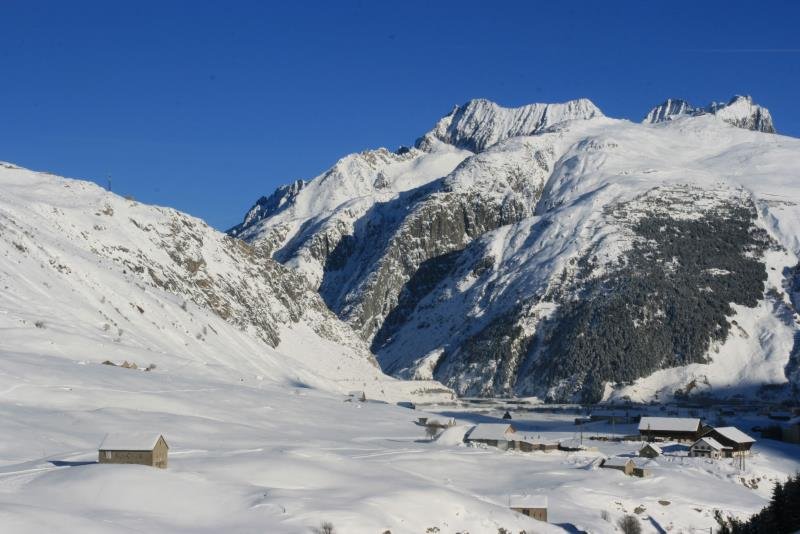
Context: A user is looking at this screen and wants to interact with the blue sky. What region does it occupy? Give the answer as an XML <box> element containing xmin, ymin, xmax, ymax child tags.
<box><xmin>2</xmin><ymin>1</ymin><xmax>799</xmax><ymax>230</ymax></box>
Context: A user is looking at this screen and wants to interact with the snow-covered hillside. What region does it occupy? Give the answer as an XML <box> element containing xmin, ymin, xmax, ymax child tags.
<box><xmin>232</xmin><ymin>96</ymin><xmax>800</xmax><ymax>403</ymax></box>
<box><xmin>0</xmin><ymin>162</ymin><xmax>451</xmax><ymax>402</ymax></box>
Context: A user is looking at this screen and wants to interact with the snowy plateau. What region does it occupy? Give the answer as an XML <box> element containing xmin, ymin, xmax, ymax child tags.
<box><xmin>0</xmin><ymin>94</ymin><xmax>799</xmax><ymax>533</ymax></box>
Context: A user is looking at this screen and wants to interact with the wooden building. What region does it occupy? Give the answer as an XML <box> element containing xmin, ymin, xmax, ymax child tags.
<box><xmin>98</xmin><ymin>433</ymin><xmax>169</xmax><ymax>468</ymax></box>
<box><xmin>638</xmin><ymin>417</ymin><xmax>702</xmax><ymax>442</ymax></box>
<box><xmin>701</xmin><ymin>426</ymin><xmax>755</xmax><ymax>457</ymax></box>
<box><xmin>510</xmin><ymin>437</ymin><xmax>558</xmax><ymax>453</ymax></box>
<box><xmin>638</xmin><ymin>443</ymin><xmax>662</xmax><ymax>458</ymax></box>
<box><xmin>509</xmin><ymin>495</ymin><xmax>547</xmax><ymax>522</ymax></box>
<box><xmin>465</xmin><ymin>423</ymin><xmax>516</xmax><ymax>449</ymax></box>
<box><xmin>600</xmin><ymin>457</ymin><xmax>635</xmax><ymax>476</ymax></box>
<box><xmin>689</xmin><ymin>436</ymin><xmax>729</xmax><ymax>459</ymax></box>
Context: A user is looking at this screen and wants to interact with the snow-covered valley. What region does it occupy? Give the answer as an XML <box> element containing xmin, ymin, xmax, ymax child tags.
<box><xmin>2</xmin><ymin>94</ymin><xmax>800</xmax><ymax>533</ymax></box>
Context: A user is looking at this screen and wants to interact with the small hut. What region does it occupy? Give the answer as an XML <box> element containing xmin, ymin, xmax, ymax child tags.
<box><xmin>98</xmin><ymin>433</ymin><xmax>168</xmax><ymax>469</ymax></box>
<box><xmin>509</xmin><ymin>495</ymin><xmax>548</xmax><ymax>521</ymax></box>
<box><xmin>638</xmin><ymin>443</ymin><xmax>662</xmax><ymax>458</ymax></box>
<box><xmin>600</xmin><ymin>457</ymin><xmax>635</xmax><ymax>476</ymax></box>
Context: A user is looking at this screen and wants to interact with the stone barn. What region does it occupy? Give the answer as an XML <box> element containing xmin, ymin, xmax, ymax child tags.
<box><xmin>509</xmin><ymin>495</ymin><xmax>548</xmax><ymax>521</ymax></box>
<box><xmin>98</xmin><ymin>433</ymin><xmax>169</xmax><ymax>469</ymax></box>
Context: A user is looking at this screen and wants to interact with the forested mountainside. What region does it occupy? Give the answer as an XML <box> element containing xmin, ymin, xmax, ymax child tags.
<box><xmin>232</xmin><ymin>96</ymin><xmax>800</xmax><ymax>402</ymax></box>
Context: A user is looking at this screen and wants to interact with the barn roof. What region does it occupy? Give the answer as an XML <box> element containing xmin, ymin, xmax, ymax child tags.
<box><xmin>99</xmin><ymin>433</ymin><xmax>166</xmax><ymax>451</ymax></box>
<box><xmin>467</xmin><ymin>423</ymin><xmax>515</xmax><ymax>441</ymax></box>
<box><xmin>693</xmin><ymin>437</ymin><xmax>730</xmax><ymax>451</ymax></box>
<box><xmin>638</xmin><ymin>417</ymin><xmax>700</xmax><ymax>432</ymax></box>
<box><xmin>509</xmin><ymin>494</ymin><xmax>548</xmax><ymax>509</ymax></box>
<box><xmin>709</xmin><ymin>426</ymin><xmax>755</xmax><ymax>444</ymax></box>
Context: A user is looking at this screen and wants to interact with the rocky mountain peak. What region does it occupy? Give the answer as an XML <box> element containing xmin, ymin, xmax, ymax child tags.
<box><xmin>643</xmin><ymin>95</ymin><xmax>775</xmax><ymax>133</ymax></box>
<box><xmin>416</xmin><ymin>97</ymin><xmax>604</xmax><ymax>153</ymax></box>
<box><xmin>228</xmin><ymin>179</ymin><xmax>306</xmax><ymax>237</ymax></box>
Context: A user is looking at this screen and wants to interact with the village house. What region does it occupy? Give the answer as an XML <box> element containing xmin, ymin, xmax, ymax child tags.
<box><xmin>98</xmin><ymin>433</ymin><xmax>168</xmax><ymax>469</ymax></box>
<box><xmin>465</xmin><ymin>423</ymin><xmax>516</xmax><ymax>449</ymax></box>
<box><xmin>631</xmin><ymin>458</ymin><xmax>652</xmax><ymax>477</ymax></box>
<box><xmin>509</xmin><ymin>495</ymin><xmax>548</xmax><ymax>521</ymax></box>
<box><xmin>701</xmin><ymin>426</ymin><xmax>755</xmax><ymax>457</ymax></box>
<box><xmin>639</xmin><ymin>416</ymin><xmax>703</xmax><ymax>442</ymax></box>
<box><xmin>638</xmin><ymin>443</ymin><xmax>662</xmax><ymax>458</ymax></box>
<box><xmin>689</xmin><ymin>436</ymin><xmax>730</xmax><ymax>459</ymax></box>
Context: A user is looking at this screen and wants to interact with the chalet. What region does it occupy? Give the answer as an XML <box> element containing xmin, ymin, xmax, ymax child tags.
<box><xmin>98</xmin><ymin>433</ymin><xmax>168</xmax><ymax>469</ymax></box>
<box><xmin>509</xmin><ymin>495</ymin><xmax>548</xmax><ymax>521</ymax></box>
<box><xmin>465</xmin><ymin>423</ymin><xmax>516</xmax><ymax>449</ymax></box>
<box><xmin>639</xmin><ymin>417</ymin><xmax>702</xmax><ymax>442</ymax></box>
<box><xmin>638</xmin><ymin>443</ymin><xmax>662</xmax><ymax>458</ymax></box>
<box><xmin>689</xmin><ymin>436</ymin><xmax>730</xmax><ymax>459</ymax></box>
<box><xmin>600</xmin><ymin>457</ymin><xmax>635</xmax><ymax>476</ymax></box>
<box><xmin>701</xmin><ymin>426</ymin><xmax>755</xmax><ymax>457</ymax></box>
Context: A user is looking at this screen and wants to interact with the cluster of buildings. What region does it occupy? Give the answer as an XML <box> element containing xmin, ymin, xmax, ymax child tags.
<box><xmin>463</xmin><ymin>423</ymin><xmax>560</xmax><ymax>452</ymax></box>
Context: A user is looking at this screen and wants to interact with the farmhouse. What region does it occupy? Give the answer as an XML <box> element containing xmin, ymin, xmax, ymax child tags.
<box><xmin>639</xmin><ymin>416</ymin><xmax>702</xmax><ymax>442</ymax></box>
<box><xmin>509</xmin><ymin>495</ymin><xmax>548</xmax><ymax>521</ymax></box>
<box><xmin>701</xmin><ymin>426</ymin><xmax>755</xmax><ymax>456</ymax></box>
<box><xmin>98</xmin><ymin>433</ymin><xmax>168</xmax><ymax>468</ymax></box>
<box><xmin>638</xmin><ymin>443</ymin><xmax>662</xmax><ymax>458</ymax></box>
<box><xmin>465</xmin><ymin>423</ymin><xmax>516</xmax><ymax>449</ymax></box>
<box><xmin>631</xmin><ymin>458</ymin><xmax>652</xmax><ymax>477</ymax></box>
<box><xmin>689</xmin><ymin>436</ymin><xmax>730</xmax><ymax>459</ymax></box>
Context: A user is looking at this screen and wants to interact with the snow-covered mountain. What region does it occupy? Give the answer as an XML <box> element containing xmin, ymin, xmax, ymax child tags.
<box><xmin>232</xmin><ymin>96</ymin><xmax>800</xmax><ymax>403</ymax></box>
<box><xmin>0</xmin><ymin>162</ymin><xmax>452</xmax><ymax>403</ymax></box>
<box><xmin>643</xmin><ymin>95</ymin><xmax>776</xmax><ymax>133</ymax></box>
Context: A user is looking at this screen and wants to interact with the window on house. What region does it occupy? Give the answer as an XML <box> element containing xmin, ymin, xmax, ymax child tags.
<box><xmin>104</xmin><ymin>451</ymin><xmax>112</xmax><ymax>459</ymax></box>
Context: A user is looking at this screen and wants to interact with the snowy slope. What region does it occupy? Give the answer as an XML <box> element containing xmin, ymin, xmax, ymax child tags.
<box><xmin>233</xmin><ymin>96</ymin><xmax>800</xmax><ymax>403</ymax></box>
<box><xmin>0</xmin><ymin>162</ymin><xmax>451</xmax><ymax>402</ymax></box>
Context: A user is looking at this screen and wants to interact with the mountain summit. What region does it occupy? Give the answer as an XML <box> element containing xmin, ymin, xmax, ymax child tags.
<box><xmin>643</xmin><ymin>95</ymin><xmax>775</xmax><ymax>133</ymax></box>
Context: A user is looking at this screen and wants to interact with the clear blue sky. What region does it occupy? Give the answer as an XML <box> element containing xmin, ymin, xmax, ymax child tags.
<box><xmin>2</xmin><ymin>1</ymin><xmax>799</xmax><ymax>230</ymax></box>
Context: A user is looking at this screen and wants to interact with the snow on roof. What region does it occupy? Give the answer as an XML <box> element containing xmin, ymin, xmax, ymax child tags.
<box><xmin>693</xmin><ymin>437</ymin><xmax>730</xmax><ymax>451</ymax></box>
<box><xmin>710</xmin><ymin>426</ymin><xmax>755</xmax><ymax>444</ymax></box>
<box><xmin>640</xmin><ymin>443</ymin><xmax>662</xmax><ymax>453</ymax></box>
<box><xmin>466</xmin><ymin>423</ymin><xmax>514</xmax><ymax>441</ymax></box>
<box><xmin>509</xmin><ymin>494</ymin><xmax>548</xmax><ymax>509</ymax></box>
<box><xmin>602</xmin><ymin>457</ymin><xmax>633</xmax><ymax>467</ymax></box>
<box><xmin>638</xmin><ymin>417</ymin><xmax>700</xmax><ymax>432</ymax></box>
<box><xmin>631</xmin><ymin>457</ymin><xmax>654</xmax><ymax>468</ymax></box>
<box><xmin>99</xmin><ymin>433</ymin><xmax>166</xmax><ymax>451</ymax></box>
